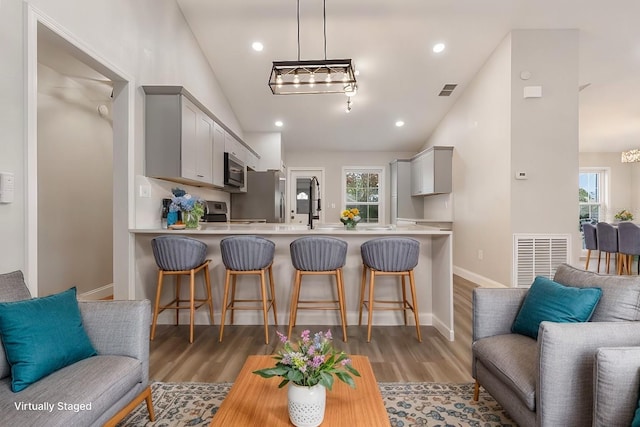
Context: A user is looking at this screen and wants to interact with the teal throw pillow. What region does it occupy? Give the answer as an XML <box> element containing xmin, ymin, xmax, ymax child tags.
<box><xmin>632</xmin><ymin>395</ymin><xmax>640</xmax><ymax>427</ymax></box>
<box><xmin>511</xmin><ymin>276</ymin><xmax>602</xmax><ymax>339</ymax></box>
<box><xmin>0</xmin><ymin>287</ymin><xmax>96</xmax><ymax>392</ymax></box>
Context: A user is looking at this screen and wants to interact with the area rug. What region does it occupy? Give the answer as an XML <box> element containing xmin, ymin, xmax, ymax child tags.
<box><xmin>118</xmin><ymin>381</ymin><xmax>516</xmax><ymax>426</ymax></box>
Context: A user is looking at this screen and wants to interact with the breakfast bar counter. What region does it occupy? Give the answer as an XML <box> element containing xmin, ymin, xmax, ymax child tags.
<box><xmin>131</xmin><ymin>224</ymin><xmax>454</xmax><ymax>340</ymax></box>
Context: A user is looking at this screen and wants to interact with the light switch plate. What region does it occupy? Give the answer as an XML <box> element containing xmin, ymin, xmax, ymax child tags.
<box><xmin>139</xmin><ymin>185</ymin><xmax>151</xmax><ymax>198</ymax></box>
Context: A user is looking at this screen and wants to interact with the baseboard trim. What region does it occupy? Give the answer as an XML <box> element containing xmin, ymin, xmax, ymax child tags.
<box><xmin>453</xmin><ymin>266</ymin><xmax>508</xmax><ymax>288</ymax></box>
<box><xmin>78</xmin><ymin>283</ymin><xmax>114</xmax><ymax>300</ymax></box>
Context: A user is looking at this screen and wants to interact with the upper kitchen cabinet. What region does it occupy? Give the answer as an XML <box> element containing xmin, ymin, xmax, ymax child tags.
<box><xmin>144</xmin><ymin>87</ymin><xmax>216</xmax><ymax>187</ymax></box>
<box><xmin>410</xmin><ymin>146</ymin><xmax>453</xmax><ymax>196</ymax></box>
<box><xmin>224</xmin><ymin>132</ymin><xmax>246</xmax><ymax>163</ymax></box>
<box><xmin>143</xmin><ymin>86</ymin><xmax>256</xmax><ymax>190</ymax></box>
<box><xmin>212</xmin><ymin>122</ymin><xmax>225</xmax><ymax>187</ymax></box>
<box><xmin>246</xmin><ymin>151</ymin><xmax>259</xmax><ymax>171</ymax></box>
<box><xmin>181</xmin><ymin>96</ymin><xmax>213</xmax><ymax>183</ymax></box>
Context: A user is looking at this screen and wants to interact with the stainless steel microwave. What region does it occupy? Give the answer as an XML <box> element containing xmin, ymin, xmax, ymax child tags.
<box><xmin>224</xmin><ymin>152</ymin><xmax>245</xmax><ymax>188</ymax></box>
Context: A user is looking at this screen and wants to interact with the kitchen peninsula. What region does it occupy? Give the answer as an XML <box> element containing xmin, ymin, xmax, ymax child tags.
<box><xmin>131</xmin><ymin>224</ymin><xmax>454</xmax><ymax>340</ymax></box>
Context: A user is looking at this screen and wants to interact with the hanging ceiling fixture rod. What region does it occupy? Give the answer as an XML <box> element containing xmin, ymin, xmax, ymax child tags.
<box><xmin>268</xmin><ymin>0</ymin><xmax>358</xmax><ymax>96</ymax></box>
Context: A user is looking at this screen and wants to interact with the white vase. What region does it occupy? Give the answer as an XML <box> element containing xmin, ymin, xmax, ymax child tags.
<box><xmin>287</xmin><ymin>383</ymin><xmax>326</xmax><ymax>427</ymax></box>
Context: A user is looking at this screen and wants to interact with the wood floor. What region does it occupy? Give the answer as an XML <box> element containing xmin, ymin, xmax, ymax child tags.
<box><xmin>149</xmin><ymin>275</ymin><xmax>476</xmax><ymax>383</ymax></box>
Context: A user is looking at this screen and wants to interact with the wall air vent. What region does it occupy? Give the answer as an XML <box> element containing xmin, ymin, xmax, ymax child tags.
<box><xmin>513</xmin><ymin>234</ymin><xmax>571</xmax><ymax>287</ymax></box>
<box><xmin>439</xmin><ymin>84</ymin><xmax>458</xmax><ymax>96</ymax></box>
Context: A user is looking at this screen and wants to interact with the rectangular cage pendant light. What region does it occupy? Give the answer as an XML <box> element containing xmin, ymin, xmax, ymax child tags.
<box><xmin>269</xmin><ymin>59</ymin><xmax>357</xmax><ymax>95</ymax></box>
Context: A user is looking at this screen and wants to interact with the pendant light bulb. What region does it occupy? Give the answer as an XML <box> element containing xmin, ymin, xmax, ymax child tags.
<box><xmin>309</xmin><ymin>73</ymin><xmax>315</xmax><ymax>87</ymax></box>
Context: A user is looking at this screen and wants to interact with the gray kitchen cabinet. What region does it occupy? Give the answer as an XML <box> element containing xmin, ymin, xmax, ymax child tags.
<box><xmin>182</xmin><ymin>96</ymin><xmax>213</xmax><ymax>183</ymax></box>
<box><xmin>144</xmin><ymin>88</ymin><xmax>216</xmax><ymax>187</ymax></box>
<box><xmin>212</xmin><ymin>122</ymin><xmax>225</xmax><ymax>187</ymax></box>
<box><xmin>391</xmin><ymin>159</ymin><xmax>423</xmax><ymax>223</ymax></box>
<box><xmin>246</xmin><ymin>151</ymin><xmax>259</xmax><ymax>171</ymax></box>
<box><xmin>410</xmin><ymin>146</ymin><xmax>453</xmax><ymax>196</ymax></box>
<box><xmin>224</xmin><ymin>132</ymin><xmax>246</xmax><ymax>162</ymax></box>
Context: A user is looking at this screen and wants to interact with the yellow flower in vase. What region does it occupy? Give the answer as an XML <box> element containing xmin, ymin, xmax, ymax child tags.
<box><xmin>340</xmin><ymin>208</ymin><xmax>361</xmax><ymax>230</ymax></box>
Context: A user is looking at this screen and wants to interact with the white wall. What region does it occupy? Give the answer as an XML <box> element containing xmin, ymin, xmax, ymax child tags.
<box><xmin>423</xmin><ymin>30</ymin><xmax>579</xmax><ymax>286</ymax></box>
<box><xmin>285</xmin><ymin>150</ymin><xmax>416</xmax><ymax>224</ymax></box>
<box><xmin>37</xmin><ymin>64</ymin><xmax>113</xmax><ymax>296</ymax></box>
<box><xmin>244</xmin><ymin>132</ymin><xmax>283</xmax><ymax>171</ymax></box>
<box><xmin>0</xmin><ymin>0</ymin><xmax>27</xmax><ymax>273</ymax></box>
<box><xmin>423</xmin><ymin>34</ymin><xmax>513</xmax><ymax>285</ymax></box>
<box><xmin>509</xmin><ymin>30</ymin><xmax>579</xmax><ymax>246</ymax></box>
<box><xmin>0</xmin><ymin>0</ymin><xmax>243</xmax><ymax>288</ymax></box>
<box><xmin>580</xmin><ymin>152</ymin><xmax>634</xmax><ymax>221</ymax></box>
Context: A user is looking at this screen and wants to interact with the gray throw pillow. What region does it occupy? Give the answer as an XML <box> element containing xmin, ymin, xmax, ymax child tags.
<box><xmin>553</xmin><ymin>263</ymin><xmax>640</xmax><ymax>321</ymax></box>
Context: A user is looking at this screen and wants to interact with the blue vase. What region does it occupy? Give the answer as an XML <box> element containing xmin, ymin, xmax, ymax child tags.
<box><xmin>167</xmin><ymin>211</ymin><xmax>178</xmax><ymax>226</ymax></box>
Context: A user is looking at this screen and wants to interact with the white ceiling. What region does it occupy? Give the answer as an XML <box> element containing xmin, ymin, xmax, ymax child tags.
<box><xmin>179</xmin><ymin>1</ymin><xmax>640</xmax><ymax>153</ymax></box>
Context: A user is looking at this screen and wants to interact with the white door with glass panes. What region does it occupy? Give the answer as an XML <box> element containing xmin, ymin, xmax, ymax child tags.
<box><xmin>288</xmin><ymin>169</ymin><xmax>324</xmax><ymax>225</ymax></box>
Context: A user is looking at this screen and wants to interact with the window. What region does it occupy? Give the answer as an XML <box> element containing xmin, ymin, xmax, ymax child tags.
<box><xmin>343</xmin><ymin>167</ymin><xmax>384</xmax><ymax>224</ymax></box>
<box><xmin>579</xmin><ymin>168</ymin><xmax>608</xmax><ymax>247</ymax></box>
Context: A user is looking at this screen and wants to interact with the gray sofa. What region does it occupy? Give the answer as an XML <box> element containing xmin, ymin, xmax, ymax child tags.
<box><xmin>472</xmin><ymin>263</ymin><xmax>640</xmax><ymax>427</ymax></box>
<box><xmin>0</xmin><ymin>271</ymin><xmax>154</xmax><ymax>426</ymax></box>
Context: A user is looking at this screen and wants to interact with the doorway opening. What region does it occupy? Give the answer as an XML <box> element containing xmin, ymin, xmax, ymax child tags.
<box><xmin>26</xmin><ymin>9</ymin><xmax>133</xmax><ymax>299</ymax></box>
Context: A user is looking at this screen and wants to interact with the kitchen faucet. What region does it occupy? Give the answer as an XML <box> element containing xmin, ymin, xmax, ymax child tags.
<box><xmin>308</xmin><ymin>176</ymin><xmax>321</xmax><ymax>229</ymax></box>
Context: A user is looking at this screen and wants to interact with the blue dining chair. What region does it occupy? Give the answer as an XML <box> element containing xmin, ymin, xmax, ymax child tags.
<box><xmin>582</xmin><ymin>223</ymin><xmax>598</xmax><ymax>271</ymax></box>
<box><xmin>596</xmin><ymin>222</ymin><xmax>619</xmax><ymax>274</ymax></box>
<box><xmin>617</xmin><ymin>221</ymin><xmax>640</xmax><ymax>275</ymax></box>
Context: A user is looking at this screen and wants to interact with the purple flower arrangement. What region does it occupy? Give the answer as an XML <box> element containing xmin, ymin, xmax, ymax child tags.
<box><xmin>253</xmin><ymin>330</ymin><xmax>360</xmax><ymax>390</ymax></box>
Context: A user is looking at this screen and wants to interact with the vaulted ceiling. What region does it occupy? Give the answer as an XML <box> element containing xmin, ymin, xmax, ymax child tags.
<box><xmin>177</xmin><ymin>1</ymin><xmax>640</xmax><ymax>153</ymax></box>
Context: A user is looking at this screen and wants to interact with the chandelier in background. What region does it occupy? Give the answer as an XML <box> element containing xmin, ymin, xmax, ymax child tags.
<box><xmin>621</xmin><ymin>149</ymin><xmax>640</xmax><ymax>163</ymax></box>
<box><xmin>268</xmin><ymin>0</ymin><xmax>358</xmax><ymax>96</ymax></box>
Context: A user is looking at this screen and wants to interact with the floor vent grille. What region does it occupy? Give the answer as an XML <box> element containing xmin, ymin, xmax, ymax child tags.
<box><xmin>513</xmin><ymin>234</ymin><xmax>571</xmax><ymax>287</ymax></box>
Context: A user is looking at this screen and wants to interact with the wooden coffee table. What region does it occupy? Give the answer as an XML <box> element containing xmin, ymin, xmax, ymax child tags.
<box><xmin>210</xmin><ymin>355</ymin><xmax>389</xmax><ymax>426</ymax></box>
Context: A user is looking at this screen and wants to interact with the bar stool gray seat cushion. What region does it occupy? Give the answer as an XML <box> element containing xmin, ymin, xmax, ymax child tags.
<box><xmin>220</xmin><ymin>236</ymin><xmax>275</xmax><ymax>271</ymax></box>
<box><xmin>361</xmin><ymin>237</ymin><xmax>420</xmax><ymax>272</ymax></box>
<box><xmin>151</xmin><ymin>236</ymin><xmax>207</xmax><ymax>271</ymax></box>
<box><xmin>596</xmin><ymin>222</ymin><xmax>618</xmax><ymax>253</ymax></box>
<box><xmin>582</xmin><ymin>223</ymin><xmax>598</xmax><ymax>251</ymax></box>
<box><xmin>290</xmin><ymin>236</ymin><xmax>347</xmax><ymax>271</ymax></box>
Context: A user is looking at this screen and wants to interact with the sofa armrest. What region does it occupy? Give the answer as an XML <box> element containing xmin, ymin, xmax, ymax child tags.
<box><xmin>593</xmin><ymin>347</ymin><xmax>640</xmax><ymax>427</ymax></box>
<box><xmin>537</xmin><ymin>321</ymin><xmax>640</xmax><ymax>427</ymax></box>
<box><xmin>472</xmin><ymin>287</ymin><xmax>528</xmax><ymax>341</ymax></box>
<box><xmin>79</xmin><ymin>300</ymin><xmax>151</xmax><ymax>385</ymax></box>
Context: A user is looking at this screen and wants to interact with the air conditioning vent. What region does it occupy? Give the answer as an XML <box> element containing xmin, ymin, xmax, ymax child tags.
<box><xmin>439</xmin><ymin>84</ymin><xmax>458</xmax><ymax>96</ymax></box>
<box><xmin>513</xmin><ymin>234</ymin><xmax>571</xmax><ymax>287</ymax></box>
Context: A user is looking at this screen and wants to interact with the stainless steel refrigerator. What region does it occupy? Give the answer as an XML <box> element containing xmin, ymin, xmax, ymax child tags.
<box><xmin>230</xmin><ymin>170</ymin><xmax>286</xmax><ymax>223</ymax></box>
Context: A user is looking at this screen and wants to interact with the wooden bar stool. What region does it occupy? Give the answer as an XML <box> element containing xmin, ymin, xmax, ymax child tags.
<box><xmin>150</xmin><ymin>236</ymin><xmax>214</xmax><ymax>343</ymax></box>
<box><xmin>288</xmin><ymin>236</ymin><xmax>348</xmax><ymax>342</ymax></box>
<box><xmin>359</xmin><ymin>237</ymin><xmax>422</xmax><ymax>343</ymax></box>
<box><xmin>219</xmin><ymin>236</ymin><xmax>278</xmax><ymax>344</ymax></box>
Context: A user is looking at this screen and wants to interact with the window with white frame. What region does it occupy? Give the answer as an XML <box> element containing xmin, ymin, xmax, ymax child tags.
<box><xmin>579</xmin><ymin>168</ymin><xmax>608</xmax><ymax>247</ymax></box>
<box><xmin>343</xmin><ymin>167</ymin><xmax>384</xmax><ymax>224</ymax></box>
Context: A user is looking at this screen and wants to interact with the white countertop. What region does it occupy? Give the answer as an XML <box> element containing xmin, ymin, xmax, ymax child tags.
<box><xmin>131</xmin><ymin>223</ymin><xmax>452</xmax><ymax>235</ymax></box>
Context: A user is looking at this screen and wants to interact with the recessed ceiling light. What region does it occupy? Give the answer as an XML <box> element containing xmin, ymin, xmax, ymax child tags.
<box><xmin>275</xmin><ymin>120</ymin><xmax>283</xmax><ymax>127</ymax></box>
<box><xmin>395</xmin><ymin>121</ymin><xmax>405</xmax><ymax>127</ymax></box>
<box><xmin>433</xmin><ymin>43</ymin><xmax>445</xmax><ymax>53</ymax></box>
<box><xmin>252</xmin><ymin>42</ymin><xmax>264</xmax><ymax>52</ymax></box>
